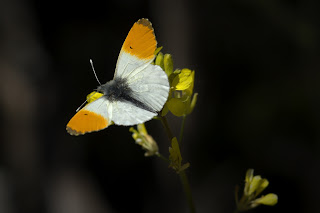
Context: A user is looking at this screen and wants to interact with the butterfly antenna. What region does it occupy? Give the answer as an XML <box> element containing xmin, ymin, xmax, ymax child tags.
<box><xmin>76</xmin><ymin>99</ymin><xmax>88</xmax><ymax>112</ymax></box>
<box><xmin>75</xmin><ymin>91</ymin><xmax>97</xmax><ymax>112</ymax></box>
<box><xmin>90</xmin><ymin>59</ymin><xmax>102</xmax><ymax>86</ymax></box>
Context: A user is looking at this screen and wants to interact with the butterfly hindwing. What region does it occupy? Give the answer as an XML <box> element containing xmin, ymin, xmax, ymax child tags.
<box><xmin>111</xmin><ymin>100</ymin><xmax>157</xmax><ymax>126</ymax></box>
<box><xmin>126</xmin><ymin>63</ymin><xmax>169</xmax><ymax>112</ymax></box>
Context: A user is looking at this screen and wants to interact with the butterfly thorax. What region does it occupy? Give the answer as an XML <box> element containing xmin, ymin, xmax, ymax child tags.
<box><xmin>97</xmin><ymin>78</ymin><xmax>131</xmax><ymax>102</ymax></box>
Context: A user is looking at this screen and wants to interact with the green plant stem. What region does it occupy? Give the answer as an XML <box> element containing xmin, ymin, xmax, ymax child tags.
<box><xmin>159</xmin><ymin>115</ymin><xmax>196</xmax><ymax>213</ymax></box>
<box><xmin>179</xmin><ymin>170</ymin><xmax>196</xmax><ymax>213</ymax></box>
<box><xmin>179</xmin><ymin>115</ymin><xmax>195</xmax><ymax>212</ymax></box>
<box><xmin>157</xmin><ymin>153</ymin><xmax>170</xmax><ymax>162</ymax></box>
<box><xmin>179</xmin><ymin>115</ymin><xmax>187</xmax><ymax>143</ymax></box>
<box><xmin>160</xmin><ymin>116</ymin><xmax>174</xmax><ymax>142</ymax></box>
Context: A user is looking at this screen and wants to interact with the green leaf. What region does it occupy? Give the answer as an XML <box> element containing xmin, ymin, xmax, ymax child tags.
<box><xmin>167</xmin><ymin>98</ymin><xmax>188</xmax><ymax>117</ymax></box>
<box><xmin>186</xmin><ymin>93</ymin><xmax>198</xmax><ymax>115</ymax></box>
<box><xmin>155</xmin><ymin>52</ymin><xmax>164</xmax><ymax>70</ymax></box>
<box><xmin>169</xmin><ymin>137</ymin><xmax>182</xmax><ymax>172</ymax></box>
<box><xmin>164</xmin><ymin>54</ymin><xmax>173</xmax><ymax>76</ymax></box>
<box><xmin>154</xmin><ymin>46</ymin><xmax>163</xmax><ymax>56</ymax></box>
<box><xmin>168</xmin><ymin>137</ymin><xmax>190</xmax><ymax>173</ymax></box>
<box><xmin>180</xmin><ymin>162</ymin><xmax>190</xmax><ymax>172</ymax></box>
<box><xmin>161</xmin><ymin>103</ymin><xmax>169</xmax><ymax>116</ymax></box>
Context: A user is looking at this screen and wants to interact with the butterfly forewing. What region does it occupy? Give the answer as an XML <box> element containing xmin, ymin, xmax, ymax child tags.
<box><xmin>114</xmin><ymin>18</ymin><xmax>157</xmax><ymax>79</ymax></box>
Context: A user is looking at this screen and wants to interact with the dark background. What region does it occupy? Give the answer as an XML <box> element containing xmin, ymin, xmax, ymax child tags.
<box><xmin>1</xmin><ymin>0</ymin><xmax>319</xmax><ymax>212</ymax></box>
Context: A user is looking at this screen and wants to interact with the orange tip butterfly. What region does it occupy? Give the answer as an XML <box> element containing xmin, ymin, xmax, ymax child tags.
<box><xmin>66</xmin><ymin>18</ymin><xmax>170</xmax><ymax>135</ymax></box>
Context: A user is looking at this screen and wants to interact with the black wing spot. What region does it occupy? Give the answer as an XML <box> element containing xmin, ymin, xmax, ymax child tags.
<box><xmin>84</xmin><ymin>113</ymin><xmax>88</xmax><ymax>115</ymax></box>
<box><xmin>130</xmin><ymin>46</ymin><xmax>133</xmax><ymax>49</ymax></box>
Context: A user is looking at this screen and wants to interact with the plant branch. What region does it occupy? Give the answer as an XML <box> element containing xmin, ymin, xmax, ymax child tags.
<box><xmin>160</xmin><ymin>116</ymin><xmax>174</xmax><ymax>142</ymax></box>
<box><xmin>180</xmin><ymin>170</ymin><xmax>196</xmax><ymax>213</ymax></box>
<box><xmin>159</xmin><ymin>115</ymin><xmax>196</xmax><ymax>213</ymax></box>
<box><xmin>179</xmin><ymin>115</ymin><xmax>187</xmax><ymax>143</ymax></box>
<box><xmin>156</xmin><ymin>153</ymin><xmax>170</xmax><ymax>162</ymax></box>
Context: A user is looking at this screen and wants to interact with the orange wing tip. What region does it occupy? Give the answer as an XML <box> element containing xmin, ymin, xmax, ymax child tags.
<box><xmin>66</xmin><ymin>109</ymin><xmax>109</xmax><ymax>136</ymax></box>
<box><xmin>122</xmin><ymin>18</ymin><xmax>157</xmax><ymax>60</ymax></box>
<box><xmin>66</xmin><ymin>126</ymin><xmax>84</xmax><ymax>136</ymax></box>
<box><xmin>137</xmin><ymin>18</ymin><xmax>152</xmax><ymax>29</ymax></box>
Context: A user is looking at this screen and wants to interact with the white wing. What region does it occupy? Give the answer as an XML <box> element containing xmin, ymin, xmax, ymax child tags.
<box><xmin>66</xmin><ymin>97</ymin><xmax>112</xmax><ymax>135</ymax></box>
<box><xmin>114</xmin><ymin>49</ymin><xmax>169</xmax><ymax>114</ymax></box>
<box><xmin>126</xmin><ymin>63</ymin><xmax>169</xmax><ymax>112</ymax></box>
<box><xmin>114</xmin><ymin>18</ymin><xmax>156</xmax><ymax>79</ymax></box>
<box><xmin>114</xmin><ymin>52</ymin><xmax>153</xmax><ymax>79</ymax></box>
<box><xmin>110</xmin><ymin>100</ymin><xmax>157</xmax><ymax>126</ymax></box>
<box><xmin>84</xmin><ymin>97</ymin><xmax>112</xmax><ymax>119</ymax></box>
<box><xmin>110</xmin><ymin>53</ymin><xmax>169</xmax><ymax>125</ymax></box>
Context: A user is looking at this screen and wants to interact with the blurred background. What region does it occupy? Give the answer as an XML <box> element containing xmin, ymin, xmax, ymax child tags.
<box><xmin>1</xmin><ymin>0</ymin><xmax>319</xmax><ymax>212</ymax></box>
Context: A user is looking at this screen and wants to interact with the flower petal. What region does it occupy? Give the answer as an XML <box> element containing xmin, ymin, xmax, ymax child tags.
<box><xmin>248</xmin><ymin>175</ymin><xmax>262</xmax><ymax>195</ymax></box>
<box><xmin>172</xmin><ymin>69</ymin><xmax>194</xmax><ymax>91</ymax></box>
<box><xmin>253</xmin><ymin>193</ymin><xmax>278</xmax><ymax>206</ymax></box>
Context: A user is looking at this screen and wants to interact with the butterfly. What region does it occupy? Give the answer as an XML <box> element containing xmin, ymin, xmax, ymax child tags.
<box><xmin>66</xmin><ymin>18</ymin><xmax>170</xmax><ymax>135</ymax></box>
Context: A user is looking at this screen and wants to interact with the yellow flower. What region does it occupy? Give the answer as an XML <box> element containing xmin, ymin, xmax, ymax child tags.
<box><xmin>172</xmin><ymin>68</ymin><xmax>194</xmax><ymax>92</ymax></box>
<box><xmin>236</xmin><ymin>169</ymin><xmax>278</xmax><ymax>212</ymax></box>
<box><xmin>251</xmin><ymin>193</ymin><xmax>278</xmax><ymax>207</ymax></box>
<box><xmin>129</xmin><ymin>124</ymin><xmax>159</xmax><ymax>157</ymax></box>
<box><xmin>154</xmin><ymin>51</ymin><xmax>197</xmax><ymax>117</ymax></box>
<box><xmin>167</xmin><ymin>69</ymin><xmax>197</xmax><ymax>117</ymax></box>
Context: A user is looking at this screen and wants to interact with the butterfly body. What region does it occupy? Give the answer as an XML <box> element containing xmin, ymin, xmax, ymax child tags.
<box><xmin>97</xmin><ymin>77</ymin><xmax>156</xmax><ymax>113</ymax></box>
<box><xmin>97</xmin><ymin>78</ymin><xmax>131</xmax><ymax>102</ymax></box>
<box><xmin>67</xmin><ymin>18</ymin><xmax>169</xmax><ymax>136</ymax></box>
